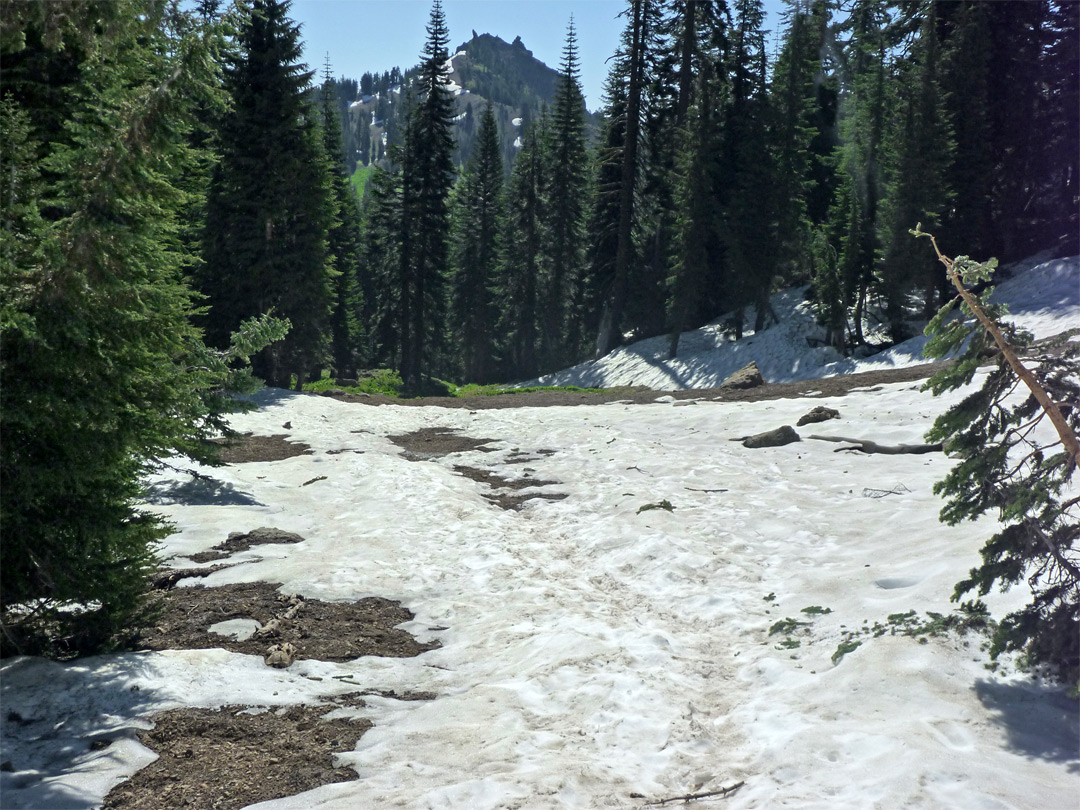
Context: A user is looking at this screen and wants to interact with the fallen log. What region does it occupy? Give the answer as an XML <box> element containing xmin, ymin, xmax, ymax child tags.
<box><xmin>808</xmin><ymin>435</ymin><xmax>943</xmax><ymax>455</ymax></box>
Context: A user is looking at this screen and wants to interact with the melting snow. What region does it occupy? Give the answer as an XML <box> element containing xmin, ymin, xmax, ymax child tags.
<box><xmin>1</xmin><ymin>256</ymin><xmax>1077</xmax><ymax>809</ymax></box>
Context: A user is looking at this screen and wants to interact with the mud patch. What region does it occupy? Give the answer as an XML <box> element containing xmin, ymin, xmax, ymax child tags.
<box><xmin>388</xmin><ymin>427</ymin><xmax>498</xmax><ymax>460</ymax></box>
<box><xmin>483</xmin><ymin>492</ymin><xmax>569</xmax><ymax>511</ymax></box>
<box><xmin>186</xmin><ymin>527</ymin><xmax>305</xmax><ymax>564</ymax></box>
<box><xmin>213</xmin><ymin>434</ymin><xmax>312</xmax><ymax>463</ymax></box>
<box><xmin>140</xmin><ymin>581</ymin><xmax>439</xmax><ymax>662</ymax></box>
<box><xmin>102</xmin><ymin>702</ymin><xmax>371</xmax><ymax>810</ymax></box>
<box><xmin>452</xmin><ymin>465</ymin><xmax>566</xmax><ymax>511</ymax></box>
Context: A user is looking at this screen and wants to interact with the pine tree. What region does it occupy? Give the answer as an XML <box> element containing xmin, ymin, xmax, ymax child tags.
<box><xmin>321</xmin><ymin>66</ymin><xmax>365</xmax><ymax>377</ymax></box>
<box><xmin>200</xmin><ymin>0</ymin><xmax>335</xmax><ymax>388</ymax></box>
<box><xmin>499</xmin><ymin>118</ymin><xmax>548</xmax><ymax>379</ymax></box>
<box><xmin>829</xmin><ymin>0</ymin><xmax>890</xmax><ymax>347</ymax></box>
<box><xmin>1</xmin><ymin>1</ymin><xmax>285</xmax><ymax>656</ymax></box>
<box><xmin>917</xmin><ymin>231</ymin><xmax>1080</xmax><ymax>686</ymax></box>
<box><xmin>540</xmin><ymin>17</ymin><xmax>590</xmax><ymax>370</ymax></box>
<box><xmin>398</xmin><ymin>0</ymin><xmax>456</xmax><ymax>392</ymax></box>
<box><xmin>450</xmin><ymin>102</ymin><xmax>503</xmax><ymax>383</ymax></box>
<box><xmin>359</xmin><ymin>162</ymin><xmax>403</xmax><ymax>367</ymax></box>
<box><xmin>878</xmin><ymin>5</ymin><xmax>953</xmax><ymax>339</ymax></box>
<box><xmin>595</xmin><ymin>0</ymin><xmax>655</xmax><ymax>358</ymax></box>
<box><xmin>667</xmin><ymin>65</ymin><xmax>721</xmax><ymax>357</ymax></box>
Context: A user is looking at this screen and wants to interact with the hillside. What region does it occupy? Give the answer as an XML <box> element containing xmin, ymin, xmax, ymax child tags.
<box><xmin>523</xmin><ymin>254</ymin><xmax>1080</xmax><ymax>390</ymax></box>
<box><xmin>341</xmin><ymin>31</ymin><xmax>596</xmax><ymax>179</ymax></box>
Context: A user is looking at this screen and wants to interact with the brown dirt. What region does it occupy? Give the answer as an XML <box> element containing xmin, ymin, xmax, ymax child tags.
<box><xmin>453</xmin><ymin>464</ymin><xmax>567</xmax><ymax>511</ymax></box>
<box><xmin>320</xmin><ymin>362</ymin><xmax>951</xmax><ymax>410</ymax></box>
<box><xmin>387</xmin><ymin>426</ymin><xmax>498</xmax><ymax>458</ymax></box>
<box><xmin>139</xmin><ymin>581</ymin><xmax>439</xmax><ymax>663</ymax></box>
<box><xmin>186</xmin><ymin>527</ymin><xmax>306</xmax><ymax>564</ymax></box>
<box><xmin>102</xmin><ymin>702</ymin><xmax>372</xmax><ymax>810</ymax></box>
<box><xmin>212</xmin><ymin>433</ymin><xmax>312</xmax><ymax>463</ymax></box>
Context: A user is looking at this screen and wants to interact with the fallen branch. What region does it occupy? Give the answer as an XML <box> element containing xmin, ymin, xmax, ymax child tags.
<box><xmin>863</xmin><ymin>483</ymin><xmax>912</xmax><ymax>498</ymax></box>
<box><xmin>685</xmin><ymin>487</ymin><xmax>729</xmax><ymax>493</ymax></box>
<box><xmin>644</xmin><ymin>781</ymin><xmax>746</xmax><ymax>806</ymax></box>
<box><xmin>808</xmin><ymin>435</ymin><xmax>943</xmax><ymax>455</ymax></box>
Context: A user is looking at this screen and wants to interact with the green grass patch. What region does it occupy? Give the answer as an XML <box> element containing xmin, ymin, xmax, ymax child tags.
<box><xmin>302</xmin><ymin>369</ymin><xmax>403</xmax><ymax>397</ymax></box>
<box><xmin>801</xmin><ymin>605</ymin><xmax>833</xmax><ymax>615</ymax></box>
<box><xmin>768</xmin><ymin>617</ymin><xmax>808</xmax><ymax>636</ymax></box>
<box><xmin>831</xmin><ymin>639</ymin><xmax>861</xmax><ymax>665</ymax></box>
<box><xmin>349</xmin><ymin>164</ymin><xmax>375</xmax><ymax>200</ymax></box>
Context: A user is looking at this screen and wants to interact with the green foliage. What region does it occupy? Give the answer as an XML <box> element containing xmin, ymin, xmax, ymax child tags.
<box><xmin>920</xmin><ymin>243</ymin><xmax>1080</xmax><ymax>685</ymax></box>
<box><xmin>199</xmin><ymin>0</ymin><xmax>335</xmax><ymax>389</ymax></box>
<box><xmin>801</xmin><ymin>605</ymin><xmax>833</xmax><ymax>615</ymax></box>
<box><xmin>0</xmin><ymin>1</ymin><xmax>284</xmax><ymax>657</ymax></box>
<box><xmin>831</xmin><ymin>639</ymin><xmax>862</xmax><ymax>665</ymax></box>
<box><xmin>303</xmin><ymin>368</ymin><xmax>403</xmax><ymax>397</ymax></box>
<box><xmin>350</xmin><ymin>164</ymin><xmax>375</xmax><ymax>199</ymax></box>
<box><xmin>637</xmin><ymin>499</ymin><xmax>675</xmax><ymax>515</ymax></box>
<box><xmin>769</xmin><ymin>617</ymin><xmax>808</xmax><ymax>636</ymax></box>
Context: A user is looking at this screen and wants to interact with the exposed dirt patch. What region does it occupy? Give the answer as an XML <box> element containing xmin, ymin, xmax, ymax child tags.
<box><xmin>483</xmin><ymin>491</ymin><xmax>569</xmax><ymax>511</ymax></box>
<box><xmin>139</xmin><ymin>581</ymin><xmax>439</xmax><ymax>663</ymax></box>
<box><xmin>213</xmin><ymin>433</ymin><xmax>312</xmax><ymax>463</ymax></box>
<box><xmin>452</xmin><ymin>465</ymin><xmax>566</xmax><ymax>511</ymax></box>
<box><xmin>388</xmin><ymin>427</ymin><xmax>498</xmax><ymax>459</ymax></box>
<box><xmin>102</xmin><ymin>702</ymin><xmax>371</xmax><ymax>810</ymax></box>
<box><xmin>186</xmin><ymin>527</ymin><xmax>305</xmax><ymax>564</ymax></box>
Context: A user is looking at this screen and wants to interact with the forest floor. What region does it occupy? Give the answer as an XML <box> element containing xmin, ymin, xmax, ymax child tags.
<box><xmin>102</xmin><ymin>359</ymin><xmax>953</xmax><ymax>810</ymax></box>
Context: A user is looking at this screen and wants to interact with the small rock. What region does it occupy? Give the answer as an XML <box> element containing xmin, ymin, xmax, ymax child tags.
<box><xmin>282</xmin><ymin>421</ymin><xmax>292</xmax><ymax>429</ymax></box>
<box><xmin>720</xmin><ymin>361</ymin><xmax>765</xmax><ymax>390</ymax></box>
<box><xmin>336</xmin><ymin>378</ymin><xmax>359</xmax><ymax>387</ymax></box>
<box><xmin>264</xmin><ymin>642</ymin><xmax>296</xmax><ymax>668</ymax></box>
<box><xmin>320</xmin><ymin>388</ymin><xmax>346</xmax><ymax>396</ymax></box>
<box><xmin>742</xmin><ymin>425</ymin><xmax>800</xmax><ymax>448</ymax></box>
<box><xmin>797</xmin><ymin>406</ymin><xmax>840</xmax><ymax>426</ymax></box>
<box><xmin>254</xmin><ymin>618</ymin><xmax>282</xmax><ymax>639</ymax></box>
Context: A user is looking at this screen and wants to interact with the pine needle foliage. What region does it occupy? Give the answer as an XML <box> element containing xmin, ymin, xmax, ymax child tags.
<box><xmin>919</xmin><ymin>236</ymin><xmax>1080</xmax><ymax>686</ymax></box>
<box><xmin>1</xmin><ymin>0</ymin><xmax>287</xmax><ymax>657</ymax></box>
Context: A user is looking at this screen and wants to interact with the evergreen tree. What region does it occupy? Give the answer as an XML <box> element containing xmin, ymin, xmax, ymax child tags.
<box><xmin>719</xmin><ymin>0</ymin><xmax>776</xmax><ymax>337</ymax></box>
<box><xmin>540</xmin><ymin>17</ymin><xmax>590</xmax><ymax>370</ymax></box>
<box><xmin>359</xmin><ymin>162</ymin><xmax>404</xmax><ymax>366</ymax></box>
<box><xmin>398</xmin><ymin>0</ymin><xmax>456</xmax><ymax>392</ymax></box>
<box><xmin>878</xmin><ymin>6</ymin><xmax>953</xmax><ymax>338</ymax></box>
<box><xmin>917</xmin><ymin>232</ymin><xmax>1080</xmax><ymax>686</ymax></box>
<box><xmin>594</xmin><ymin>0</ymin><xmax>655</xmax><ymax>358</ymax></box>
<box><xmin>321</xmin><ymin>68</ymin><xmax>365</xmax><ymax>377</ymax></box>
<box><xmin>499</xmin><ymin>118</ymin><xmax>548</xmax><ymax>379</ymax></box>
<box><xmin>667</xmin><ymin>66</ymin><xmax>721</xmax><ymax>357</ymax></box>
<box><xmin>828</xmin><ymin>0</ymin><xmax>890</xmax><ymax>347</ymax></box>
<box><xmin>200</xmin><ymin>0</ymin><xmax>335</xmax><ymax>388</ymax></box>
<box><xmin>1</xmin><ymin>0</ymin><xmax>285</xmax><ymax>656</ymax></box>
<box><xmin>450</xmin><ymin>102</ymin><xmax>503</xmax><ymax>383</ymax></box>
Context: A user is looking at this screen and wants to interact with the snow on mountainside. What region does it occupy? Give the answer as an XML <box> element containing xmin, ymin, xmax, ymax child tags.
<box><xmin>526</xmin><ymin>254</ymin><xmax>1079</xmax><ymax>390</ymax></box>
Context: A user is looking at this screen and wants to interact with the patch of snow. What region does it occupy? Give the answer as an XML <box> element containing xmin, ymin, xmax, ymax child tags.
<box><xmin>511</xmin><ymin>117</ymin><xmax>522</xmax><ymax>127</ymax></box>
<box><xmin>522</xmin><ymin>256</ymin><xmax>1079</xmax><ymax>390</ymax></box>
<box><xmin>513</xmin><ymin>136</ymin><xmax>522</xmax><ymax>149</ymax></box>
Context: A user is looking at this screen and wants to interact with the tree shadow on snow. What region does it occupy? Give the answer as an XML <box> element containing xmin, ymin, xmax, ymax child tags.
<box><xmin>0</xmin><ymin>654</ymin><xmax>163</xmax><ymax>809</ymax></box>
<box><xmin>142</xmin><ymin>476</ymin><xmax>264</xmax><ymax>507</ymax></box>
<box><xmin>973</xmin><ymin>678</ymin><xmax>1080</xmax><ymax>771</ymax></box>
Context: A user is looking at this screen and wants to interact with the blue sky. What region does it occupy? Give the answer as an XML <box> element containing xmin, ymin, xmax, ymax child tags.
<box><xmin>288</xmin><ymin>0</ymin><xmax>789</xmax><ymax>111</ymax></box>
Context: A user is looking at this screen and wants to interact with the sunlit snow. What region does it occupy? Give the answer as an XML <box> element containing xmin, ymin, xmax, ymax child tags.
<box><xmin>523</xmin><ymin>255</ymin><xmax>1079</xmax><ymax>390</ymax></box>
<box><xmin>1</xmin><ymin>257</ymin><xmax>1077</xmax><ymax>809</ymax></box>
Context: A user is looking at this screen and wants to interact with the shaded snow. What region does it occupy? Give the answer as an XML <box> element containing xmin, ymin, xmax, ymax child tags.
<box><xmin>524</xmin><ymin>256</ymin><xmax>1079</xmax><ymax>390</ymax></box>
<box><xmin>1</xmin><ymin>256</ymin><xmax>1078</xmax><ymax>810</ymax></box>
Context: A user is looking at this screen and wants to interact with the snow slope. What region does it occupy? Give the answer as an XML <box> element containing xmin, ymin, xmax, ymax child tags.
<box><xmin>525</xmin><ymin>255</ymin><xmax>1079</xmax><ymax>391</ymax></box>
<box><xmin>1</xmin><ymin>257</ymin><xmax>1078</xmax><ymax>810</ymax></box>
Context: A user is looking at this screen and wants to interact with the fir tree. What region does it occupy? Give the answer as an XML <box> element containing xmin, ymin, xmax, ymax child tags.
<box><xmin>359</xmin><ymin>162</ymin><xmax>404</xmax><ymax>367</ymax></box>
<box><xmin>450</xmin><ymin>102</ymin><xmax>503</xmax><ymax>383</ymax></box>
<box><xmin>321</xmin><ymin>67</ymin><xmax>365</xmax><ymax>377</ymax></box>
<box><xmin>201</xmin><ymin>0</ymin><xmax>335</xmax><ymax>388</ymax></box>
<box><xmin>1</xmin><ymin>1</ymin><xmax>285</xmax><ymax>656</ymax></box>
<box><xmin>540</xmin><ymin>17</ymin><xmax>590</xmax><ymax>370</ymax></box>
<box><xmin>399</xmin><ymin>0</ymin><xmax>456</xmax><ymax>392</ymax></box>
<box><xmin>499</xmin><ymin>118</ymin><xmax>548</xmax><ymax>379</ymax></box>
<box><xmin>917</xmin><ymin>230</ymin><xmax>1080</xmax><ymax>686</ymax></box>
<box><xmin>595</xmin><ymin>0</ymin><xmax>655</xmax><ymax>358</ymax></box>
<box><xmin>878</xmin><ymin>6</ymin><xmax>953</xmax><ymax>338</ymax></box>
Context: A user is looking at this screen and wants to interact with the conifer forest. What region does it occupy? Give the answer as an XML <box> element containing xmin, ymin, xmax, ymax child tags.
<box><xmin>1</xmin><ymin>0</ymin><xmax>1077</xmax><ymax>662</ymax></box>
